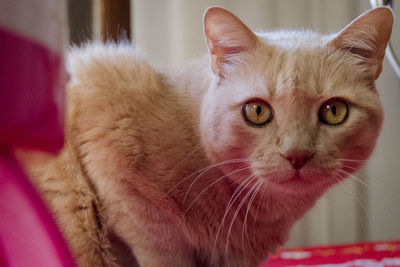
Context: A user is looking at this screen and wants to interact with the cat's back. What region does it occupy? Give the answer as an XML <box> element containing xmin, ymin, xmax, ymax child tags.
<box><xmin>66</xmin><ymin>42</ymin><xmax>173</xmax><ymax>161</ymax></box>
<box><xmin>67</xmin><ymin>42</ymin><xmax>164</xmax><ymax>107</ymax></box>
<box><xmin>22</xmin><ymin>43</ymin><xmax>167</xmax><ymax>267</ymax></box>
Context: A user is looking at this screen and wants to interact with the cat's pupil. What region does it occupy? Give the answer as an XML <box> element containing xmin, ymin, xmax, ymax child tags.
<box><xmin>331</xmin><ymin>105</ymin><xmax>337</xmax><ymax>115</ymax></box>
<box><xmin>256</xmin><ymin>106</ymin><xmax>262</xmax><ymax>116</ymax></box>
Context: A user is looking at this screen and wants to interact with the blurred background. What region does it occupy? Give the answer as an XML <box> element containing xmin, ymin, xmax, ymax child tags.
<box><xmin>67</xmin><ymin>0</ymin><xmax>400</xmax><ymax>248</ymax></box>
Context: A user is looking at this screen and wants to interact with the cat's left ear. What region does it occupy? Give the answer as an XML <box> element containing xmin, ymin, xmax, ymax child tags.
<box><xmin>203</xmin><ymin>7</ymin><xmax>259</xmax><ymax>78</ymax></box>
<box><xmin>330</xmin><ymin>7</ymin><xmax>393</xmax><ymax>80</ymax></box>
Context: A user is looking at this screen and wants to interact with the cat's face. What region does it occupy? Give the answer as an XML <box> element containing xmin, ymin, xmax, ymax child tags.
<box><xmin>200</xmin><ymin>7</ymin><xmax>392</xmax><ymax>194</ymax></box>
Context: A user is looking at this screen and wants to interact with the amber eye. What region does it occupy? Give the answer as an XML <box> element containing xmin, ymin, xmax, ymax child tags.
<box><xmin>242</xmin><ymin>101</ymin><xmax>273</xmax><ymax>126</ymax></box>
<box><xmin>319</xmin><ymin>99</ymin><xmax>348</xmax><ymax>125</ymax></box>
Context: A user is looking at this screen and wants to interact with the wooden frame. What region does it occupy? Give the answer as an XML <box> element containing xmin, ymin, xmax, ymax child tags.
<box><xmin>93</xmin><ymin>0</ymin><xmax>131</xmax><ymax>42</ymax></box>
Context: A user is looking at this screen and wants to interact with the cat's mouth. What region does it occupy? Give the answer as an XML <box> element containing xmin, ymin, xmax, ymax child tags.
<box><xmin>292</xmin><ymin>170</ymin><xmax>302</xmax><ymax>180</ymax></box>
<box><xmin>251</xmin><ymin>162</ymin><xmax>333</xmax><ymax>193</ymax></box>
<box><xmin>267</xmin><ymin>170</ymin><xmax>318</xmax><ymax>192</ymax></box>
<box><xmin>275</xmin><ymin>171</ymin><xmax>308</xmax><ymax>184</ymax></box>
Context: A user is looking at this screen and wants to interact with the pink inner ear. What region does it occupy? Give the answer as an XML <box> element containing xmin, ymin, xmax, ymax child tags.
<box><xmin>346</xmin><ymin>47</ymin><xmax>372</xmax><ymax>58</ymax></box>
<box><xmin>330</xmin><ymin>7</ymin><xmax>393</xmax><ymax>79</ymax></box>
<box><xmin>215</xmin><ymin>45</ymin><xmax>247</xmax><ymax>56</ymax></box>
<box><xmin>203</xmin><ymin>7</ymin><xmax>259</xmax><ymax>77</ymax></box>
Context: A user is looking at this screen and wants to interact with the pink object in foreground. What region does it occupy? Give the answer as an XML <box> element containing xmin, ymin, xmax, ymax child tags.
<box><xmin>0</xmin><ymin>151</ymin><xmax>75</xmax><ymax>267</ymax></box>
<box><xmin>263</xmin><ymin>240</ymin><xmax>400</xmax><ymax>266</ymax></box>
<box><xmin>0</xmin><ymin>15</ymin><xmax>75</xmax><ymax>267</ymax></box>
<box><xmin>0</xmin><ymin>28</ymin><xmax>65</xmax><ymax>153</ymax></box>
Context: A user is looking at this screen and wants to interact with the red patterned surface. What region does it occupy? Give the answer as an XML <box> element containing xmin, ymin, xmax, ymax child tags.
<box><xmin>263</xmin><ymin>240</ymin><xmax>400</xmax><ymax>266</ymax></box>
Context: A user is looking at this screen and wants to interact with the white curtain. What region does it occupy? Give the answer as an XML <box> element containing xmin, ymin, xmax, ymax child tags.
<box><xmin>131</xmin><ymin>0</ymin><xmax>400</xmax><ymax>248</ymax></box>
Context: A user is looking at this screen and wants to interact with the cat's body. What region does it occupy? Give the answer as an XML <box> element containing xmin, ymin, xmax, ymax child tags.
<box><xmin>25</xmin><ymin>7</ymin><xmax>393</xmax><ymax>267</ymax></box>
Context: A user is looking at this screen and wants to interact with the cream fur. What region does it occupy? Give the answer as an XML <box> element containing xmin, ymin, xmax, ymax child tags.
<box><xmin>24</xmin><ymin>7</ymin><xmax>392</xmax><ymax>267</ymax></box>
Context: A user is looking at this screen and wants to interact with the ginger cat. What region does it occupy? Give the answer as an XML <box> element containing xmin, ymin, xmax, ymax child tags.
<box><xmin>26</xmin><ymin>6</ymin><xmax>393</xmax><ymax>267</ymax></box>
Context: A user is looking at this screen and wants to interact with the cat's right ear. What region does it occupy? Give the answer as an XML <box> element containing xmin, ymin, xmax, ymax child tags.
<box><xmin>203</xmin><ymin>7</ymin><xmax>259</xmax><ymax>78</ymax></box>
<box><xmin>330</xmin><ymin>7</ymin><xmax>393</xmax><ymax>80</ymax></box>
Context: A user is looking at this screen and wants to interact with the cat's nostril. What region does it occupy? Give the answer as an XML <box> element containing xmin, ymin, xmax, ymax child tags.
<box><xmin>288</xmin><ymin>157</ymin><xmax>307</xmax><ymax>170</ymax></box>
<box><xmin>283</xmin><ymin>150</ymin><xmax>313</xmax><ymax>170</ymax></box>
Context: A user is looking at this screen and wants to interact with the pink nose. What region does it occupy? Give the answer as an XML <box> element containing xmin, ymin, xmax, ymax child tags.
<box><xmin>283</xmin><ymin>150</ymin><xmax>313</xmax><ymax>170</ymax></box>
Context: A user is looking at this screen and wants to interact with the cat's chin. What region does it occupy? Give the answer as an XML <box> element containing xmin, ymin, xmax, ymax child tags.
<box><xmin>267</xmin><ymin>172</ymin><xmax>327</xmax><ymax>194</ymax></box>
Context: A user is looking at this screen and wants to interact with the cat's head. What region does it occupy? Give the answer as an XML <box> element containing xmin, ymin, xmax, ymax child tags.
<box><xmin>200</xmin><ymin>7</ymin><xmax>393</xmax><ymax>194</ymax></box>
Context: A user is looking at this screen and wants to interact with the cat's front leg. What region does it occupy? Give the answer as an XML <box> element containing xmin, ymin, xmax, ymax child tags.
<box><xmin>132</xmin><ymin>243</ymin><xmax>196</xmax><ymax>267</ymax></box>
<box><xmin>211</xmin><ymin>256</ymin><xmax>260</xmax><ymax>267</ymax></box>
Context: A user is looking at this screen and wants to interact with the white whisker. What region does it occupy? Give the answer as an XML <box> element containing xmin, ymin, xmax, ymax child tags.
<box><xmin>184</xmin><ymin>166</ymin><xmax>251</xmax><ymax>214</ymax></box>
<box><xmin>167</xmin><ymin>158</ymin><xmax>251</xmax><ymax>194</ymax></box>
<box><xmin>241</xmin><ymin>180</ymin><xmax>263</xmax><ymax>265</ymax></box>
<box><xmin>253</xmin><ymin>183</ymin><xmax>267</xmax><ymax>229</ymax></box>
<box><xmin>329</xmin><ymin>170</ymin><xmax>369</xmax><ymax>237</ymax></box>
<box><xmin>183</xmin><ymin>159</ymin><xmax>251</xmax><ymax>204</ymax></box>
<box><xmin>210</xmin><ymin>174</ymin><xmax>254</xmax><ymax>265</ymax></box>
<box><xmin>337</xmin><ymin>168</ymin><xmax>400</xmax><ymax>237</ymax></box>
<box><xmin>338</xmin><ymin>158</ymin><xmax>367</xmax><ymax>162</ymax></box>
<box><xmin>177</xmin><ymin>143</ymin><xmax>203</xmax><ymax>166</ymax></box>
<box><xmin>224</xmin><ymin>176</ymin><xmax>259</xmax><ymax>266</ymax></box>
<box><xmin>329</xmin><ymin>169</ymin><xmax>371</xmax><ymax>233</ymax></box>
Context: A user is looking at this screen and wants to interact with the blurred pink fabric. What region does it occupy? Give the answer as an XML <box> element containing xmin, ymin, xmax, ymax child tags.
<box><xmin>0</xmin><ymin>1</ymin><xmax>75</xmax><ymax>266</ymax></box>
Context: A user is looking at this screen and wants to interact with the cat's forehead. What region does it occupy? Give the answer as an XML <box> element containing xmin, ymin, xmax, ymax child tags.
<box><xmin>226</xmin><ymin>30</ymin><xmax>372</xmax><ymax>105</ymax></box>
<box><xmin>271</xmin><ymin>50</ymin><xmax>322</xmax><ymax>96</ymax></box>
<box><xmin>257</xmin><ymin>30</ymin><xmax>332</xmax><ymax>50</ymax></box>
<box><xmin>239</xmin><ymin>48</ymin><xmax>325</xmax><ymax>98</ymax></box>
<box><xmin>227</xmin><ymin>32</ymin><xmax>329</xmax><ymax>97</ymax></box>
